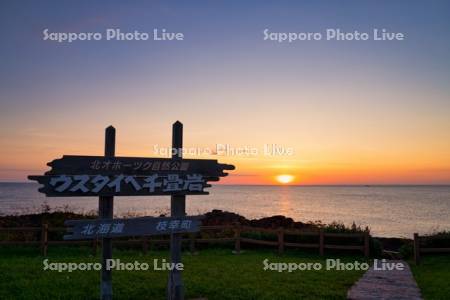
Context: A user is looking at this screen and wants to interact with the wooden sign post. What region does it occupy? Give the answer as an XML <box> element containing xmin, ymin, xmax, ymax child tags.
<box><xmin>168</xmin><ymin>121</ymin><xmax>184</xmax><ymax>300</ymax></box>
<box><xmin>28</xmin><ymin>121</ymin><xmax>234</xmax><ymax>300</ymax></box>
<box><xmin>100</xmin><ymin>126</ymin><xmax>115</xmax><ymax>300</ymax></box>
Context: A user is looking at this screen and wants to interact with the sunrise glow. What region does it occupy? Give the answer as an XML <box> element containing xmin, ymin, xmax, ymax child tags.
<box><xmin>276</xmin><ymin>175</ymin><xmax>295</xmax><ymax>184</ymax></box>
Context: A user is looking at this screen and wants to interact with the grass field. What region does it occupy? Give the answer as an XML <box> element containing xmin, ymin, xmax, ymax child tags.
<box><xmin>0</xmin><ymin>246</ymin><xmax>367</xmax><ymax>300</ymax></box>
<box><xmin>410</xmin><ymin>254</ymin><xmax>450</xmax><ymax>300</ymax></box>
<box><xmin>1</xmin><ymin>246</ymin><xmax>449</xmax><ymax>300</ymax></box>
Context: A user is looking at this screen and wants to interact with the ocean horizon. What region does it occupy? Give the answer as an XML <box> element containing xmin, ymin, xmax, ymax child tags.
<box><xmin>1</xmin><ymin>183</ymin><xmax>449</xmax><ymax>238</ymax></box>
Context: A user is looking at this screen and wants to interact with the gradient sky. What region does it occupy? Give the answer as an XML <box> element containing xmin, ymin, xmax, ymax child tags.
<box><xmin>1</xmin><ymin>0</ymin><xmax>450</xmax><ymax>184</ymax></box>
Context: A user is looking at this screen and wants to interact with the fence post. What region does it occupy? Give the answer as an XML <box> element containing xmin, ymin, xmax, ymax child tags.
<box><xmin>41</xmin><ymin>223</ymin><xmax>48</xmax><ymax>256</ymax></box>
<box><xmin>319</xmin><ymin>229</ymin><xmax>324</xmax><ymax>256</ymax></box>
<box><xmin>414</xmin><ymin>233</ymin><xmax>420</xmax><ymax>265</ymax></box>
<box><xmin>364</xmin><ymin>232</ymin><xmax>370</xmax><ymax>258</ymax></box>
<box><xmin>189</xmin><ymin>233</ymin><xmax>196</xmax><ymax>254</ymax></box>
<box><xmin>234</xmin><ymin>223</ymin><xmax>241</xmax><ymax>254</ymax></box>
<box><xmin>92</xmin><ymin>238</ymin><xmax>98</xmax><ymax>256</ymax></box>
<box><xmin>277</xmin><ymin>227</ymin><xmax>284</xmax><ymax>255</ymax></box>
<box><xmin>142</xmin><ymin>237</ymin><xmax>149</xmax><ymax>255</ymax></box>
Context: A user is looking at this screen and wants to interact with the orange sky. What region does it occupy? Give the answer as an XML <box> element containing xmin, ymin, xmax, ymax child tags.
<box><xmin>1</xmin><ymin>82</ymin><xmax>449</xmax><ymax>184</ymax></box>
<box><xmin>1</xmin><ymin>77</ymin><xmax>449</xmax><ymax>185</ymax></box>
<box><xmin>1</xmin><ymin>115</ymin><xmax>449</xmax><ymax>184</ymax></box>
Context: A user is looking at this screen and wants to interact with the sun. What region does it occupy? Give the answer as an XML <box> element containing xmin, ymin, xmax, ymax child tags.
<box><xmin>276</xmin><ymin>174</ymin><xmax>295</xmax><ymax>184</ymax></box>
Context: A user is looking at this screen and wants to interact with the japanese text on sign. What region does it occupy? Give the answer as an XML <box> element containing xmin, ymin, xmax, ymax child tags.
<box><xmin>89</xmin><ymin>160</ymin><xmax>190</xmax><ymax>172</ymax></box>
<box><xmin>49</xmin><ymin>174</ymin><xmax>204</xmax><ymax>193</ymax></box>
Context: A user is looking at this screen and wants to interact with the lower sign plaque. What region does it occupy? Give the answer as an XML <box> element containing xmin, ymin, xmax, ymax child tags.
<box><xmin>64</xmin><ymin>216</ymin><xmax>202</xmax><ymax>240</ymax></box>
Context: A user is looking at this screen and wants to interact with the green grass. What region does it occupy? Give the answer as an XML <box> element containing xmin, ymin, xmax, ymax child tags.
<box><xmin>410</xmin><ymin>254</ymin><xmax>450</xmax><ymax>300</ymax></box>
<box><xmin>0</xmin><ymin>246</ymin><xmax>366</xmax><ymax>300</ymax></box>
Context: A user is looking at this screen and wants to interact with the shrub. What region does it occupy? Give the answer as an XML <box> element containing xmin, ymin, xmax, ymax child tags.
<box><xmin>399</xmin><ymin>243</ymin><xmax>413</xmax><ymax>259</ymax></box>
<box><xmin>370</xmin><ymin>238</ymin><xmax>383</xmax><ymax>258</ymax></box>
<box><xmin>421</xmin><ymin>230</ymin><xmax>450</xmax><ymax>248</ymax></box>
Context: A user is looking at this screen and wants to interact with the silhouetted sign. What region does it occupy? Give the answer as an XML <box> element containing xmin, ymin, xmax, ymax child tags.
<box><xmin>44</xmin><ymin>155</ymin><xmax>232</xmax><ymax>178</ymax></box>
<box><xmin>28</xmin><ymin>156</ymin><xmax>234</xmax><ymax>197</ymax></box>
<box><xmin>29</xmin><ymin>174</ymin><xmax>210</xmax><ymax>196</ymax></box>
<box><xmin>27</xmin><ymin>122</ymin><xmax>235</xmax><ymax>300</ymax></box>
<box><xmin>64</xmin><ymin>216</ymin><xmax>202</xmax><ymax>240</ymax></box>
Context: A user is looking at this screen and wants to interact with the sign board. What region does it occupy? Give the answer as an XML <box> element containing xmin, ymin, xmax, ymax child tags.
<box><xmin>28</xmin><ymin>157</ymin><xmax>234</xmax><ymax>197</ymax></box>
<box><xmin>44</xmin><ymin>155</ymin><xmax>233</xmax><ymax>178</ymax></box>
<box><xmin>29</xmin><ymin>174</ymin><xmax>210</xmax><ymax>196</ymax></box>
<box><xmin>64</xmin><ymin>216</ymin><xmax>202</xmax><ymax>240</ymax></box>
<box><xmin>28</xmin><ymin>122</ymin><xmax>235</xmax><ymax>300</ymax></box>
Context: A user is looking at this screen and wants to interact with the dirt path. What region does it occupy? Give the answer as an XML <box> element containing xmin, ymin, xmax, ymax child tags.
<box><xmin>347</xmin><ymin>260</ymin><xmax>422</xmax><ymax>300</ymax></box>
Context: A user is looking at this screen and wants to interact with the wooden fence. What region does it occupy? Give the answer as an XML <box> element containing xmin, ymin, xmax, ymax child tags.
<box><xmin>0</xmin><ymin>223</ymin><xmax>370</xmax><ymax>257</ymax></box>
<box><xmin>414</xmin><ymin>233</ymin><xmax>450</xmax><ymax>265</ymax></box>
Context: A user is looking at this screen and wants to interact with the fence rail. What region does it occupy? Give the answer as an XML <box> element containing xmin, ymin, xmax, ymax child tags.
<box><xmin>0</xmin><ymin>223</ymin><xmax>370</xmax><ymax>257</ymax></box>
<box><xmin>414</xmin><ymin>233</ymin><xmax>450</xmax><ymax>264</ymax></box>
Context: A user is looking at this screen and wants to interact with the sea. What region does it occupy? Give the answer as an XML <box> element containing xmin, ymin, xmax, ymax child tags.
<box><xmin>0</xmin><ymin>183</ymin><xmax>449</xmax><ymax>238</ymax></box>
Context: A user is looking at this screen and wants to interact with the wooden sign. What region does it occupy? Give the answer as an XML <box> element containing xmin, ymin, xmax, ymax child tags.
<box><xmin>28</xmin><ymin>157</ymin><xmax>234</xmax><ymax>197</ymax></box>
<box><xmin>43</xmin><ymin>156</ymin><xmax>233</xmax><ymax>178</ymax></box>
<box><xmin>29</xmin><ymin>174</ymin><xmax>210</xmax><ymax>197</ymax></box>
<box><xmin>28</xmin><ymin>122</ymin><xmax>235</xmax><ymax>300</ymax></box>
<box><xmin>64</xmin><ymin>216</ymin><xmax>202</xmax><ymax>240</ymax></box>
